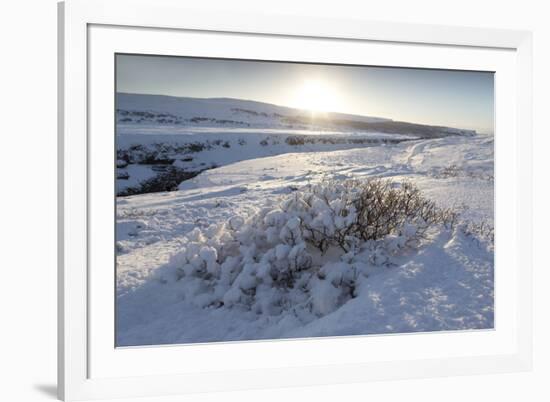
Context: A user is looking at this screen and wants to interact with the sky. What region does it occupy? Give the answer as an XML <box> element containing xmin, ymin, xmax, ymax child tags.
<box><xmin>116</xmin><ymin>54</ymin><xmax>494</xmax><ymax>134</ymax></box>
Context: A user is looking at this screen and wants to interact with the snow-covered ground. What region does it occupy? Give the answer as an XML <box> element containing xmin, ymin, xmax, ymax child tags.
<box><xmin>116</xmin><ymin>128</ymin><xmax>414</xmax><ymax>193</ymax></box>
<box><xmin>116</xmin><ymin>133</ymin><xmax>494</xmax><ymax>346</ymax></box>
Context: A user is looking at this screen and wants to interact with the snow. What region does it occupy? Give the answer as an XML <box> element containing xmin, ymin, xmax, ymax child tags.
<box><xmin>116</xmin><ymin>127</ymin><xmax>416</xmax><ymax>193</ymax></box>
<box><xmin>116</xmin><ymin>131</ymin><xmax>494</xmax><ymax>346</ymax></box>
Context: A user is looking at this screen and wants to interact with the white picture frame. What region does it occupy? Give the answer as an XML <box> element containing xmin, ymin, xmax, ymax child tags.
<box><xmin>58</xmin><ymin>0</ymin><xmax>533</xmax><ymax>400</ymax></box>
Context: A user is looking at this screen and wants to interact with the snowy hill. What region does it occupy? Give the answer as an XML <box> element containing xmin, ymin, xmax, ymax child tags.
<box><xmin>116</xmin><ymin>93</ymin><xmax>477</xmax><ymax>137</ymax></box>
<box><xmin>117</xmin><ymin>92</ymin><xmax>390</xmax><ymax>129</ymax></box>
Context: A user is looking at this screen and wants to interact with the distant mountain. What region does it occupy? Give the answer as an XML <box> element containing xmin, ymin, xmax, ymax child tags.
<box><xmin>116</xmin><ymin>93</ymin><xmax>476</xmax><ymax>138</ymax></box>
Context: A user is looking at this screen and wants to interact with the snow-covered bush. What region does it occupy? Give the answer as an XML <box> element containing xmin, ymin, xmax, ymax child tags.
<box><xmin>156</xmin><ymin>179</ymin><xmax>457</xmax><ymax>317</ymax></box>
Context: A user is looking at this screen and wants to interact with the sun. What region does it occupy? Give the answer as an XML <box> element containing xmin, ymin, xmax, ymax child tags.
<box><xmin>291</xmin><ymin>80</ymin><xmax>340</xmax><ymax>113</ymax></box>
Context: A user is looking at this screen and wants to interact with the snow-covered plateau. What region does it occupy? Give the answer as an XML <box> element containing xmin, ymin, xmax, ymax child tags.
<box><xmin>115</xmin><ymin>94</ymin><xmax>493</xmax><ymax>346</ymax></box>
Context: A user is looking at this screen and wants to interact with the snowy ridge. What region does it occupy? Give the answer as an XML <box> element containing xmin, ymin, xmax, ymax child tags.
<box><xmin>117</xmin><ymin>93</ymin><xmax>477</xmax><ymax>138</ymax></box>
<box><xmin>117</xmin><ymin>92</ymin><xmax>391</xmax><ymax>128</ymax></box>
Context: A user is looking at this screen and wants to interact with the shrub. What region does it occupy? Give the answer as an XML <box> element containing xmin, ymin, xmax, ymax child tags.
<box><xmin>300</xmin><ymin>179</ymin><xmax>457</xmax><ymax>252</ymax></box>
<box><xmin>285</xmin><ymin>135</ymin><xmax>305</xmax><ymax>146</ymax></box>
<box><xmin>156</xmin><ymin>179</ymin><xmax>457</xmax><ymax>316</ymax></box>
<box><xmin>186</xmin><ymin>142</ymin><xmax>206</xmax><ymax>153</ymax></box>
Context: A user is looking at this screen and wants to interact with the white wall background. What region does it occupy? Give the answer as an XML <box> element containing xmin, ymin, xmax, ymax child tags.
<box><xmin>0</xmin><ymin>0</ymin><xmax>547</xmax><ymax>401</ymax></box>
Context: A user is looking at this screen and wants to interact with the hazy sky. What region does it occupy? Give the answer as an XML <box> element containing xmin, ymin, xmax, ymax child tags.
<box><xmin>117</xmin><ymin>54</ymin><xmax>494</xmax><ymax>133</ymax></box>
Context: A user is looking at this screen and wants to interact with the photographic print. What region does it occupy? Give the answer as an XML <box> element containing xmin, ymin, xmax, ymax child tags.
<box><xmin>115</xmin><ymin>55</ymin><xmax>494</xmax><ymax>347</ymax></box>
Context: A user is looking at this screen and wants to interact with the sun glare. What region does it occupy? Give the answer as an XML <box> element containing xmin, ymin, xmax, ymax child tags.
<box><xmin>291</xmin><ymin>80</ymin><xmax>340</xmax><ymax>113</ymax></box>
